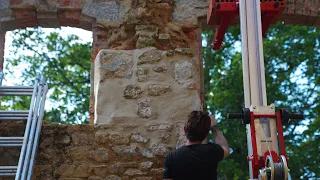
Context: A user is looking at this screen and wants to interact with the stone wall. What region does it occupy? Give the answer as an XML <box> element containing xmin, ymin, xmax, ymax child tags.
<box><xmin>1</xmin><ymin>0</ymin><xmax>320</xmax><ymax>122</ymax></box>
<box><xmin>0</xmin><ymin>122</ymin><xmax>174</xmax><ymax>180</ymax></box>
<box><xmin>0</xmin><ymin>0</ymin><xmax>320</xmax><ymax>179</ymax></box>
<box><xmin>94</xmin><ymin>47</ymin><xmax>201</xmax><ymax>125</ymax></box>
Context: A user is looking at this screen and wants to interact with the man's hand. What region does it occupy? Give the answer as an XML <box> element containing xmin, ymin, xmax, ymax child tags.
<box><xmin>210</xmin><ymin>116</ymin><xmax>230</xmax><ymax>159</ymax></box>
<box><xmin>210</xmin><ymin>115</ymin><xmax>216</xmax><ymax>126</ymax></box>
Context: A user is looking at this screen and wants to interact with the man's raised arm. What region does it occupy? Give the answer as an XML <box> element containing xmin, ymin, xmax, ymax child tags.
<box><xmin>210</xmin><ymin>116</ymin><xmax>230</xmax><ymax>159</ymax></box>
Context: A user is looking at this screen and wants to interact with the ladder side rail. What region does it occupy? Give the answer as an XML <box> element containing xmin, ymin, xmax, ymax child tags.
<box><xmin>27</xmin><ymin>84</ymin><xmax>48</xmax><ymax>180</ymax></box>
<box><xmin>20</xmin><ymin>84</ymin><xmax>44</xmax><ymax>180</ymax></box>
<box><xmin>15</xmin><ymin>80</ymin><xmax>39</xmax><ymax>180</ymax></box>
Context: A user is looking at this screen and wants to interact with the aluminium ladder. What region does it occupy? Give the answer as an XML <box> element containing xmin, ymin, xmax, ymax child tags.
<box><xmin>0</xmin><ymin>75</ymin><xmax>48</xmax><ymax>180</ymax></box>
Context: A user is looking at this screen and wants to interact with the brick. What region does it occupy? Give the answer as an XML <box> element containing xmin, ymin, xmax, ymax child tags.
<box><xmin>9</xmin><ymin>0</ymin><xmax>22</xmax><ymax>5</ymax></box>
<box><xmin>58</xmin><ymin>0</ymin><xmax>71</xmax><ymax>7</ymax></box>
<box><xmin>57</xmin><ymin>9</ymin><xmax>81</xmax><ymax>26</ymax></box>
<box><xmin>13</xmin><ymin>9</ymin><xmax>39</xmax><ymax>28</ymax></box>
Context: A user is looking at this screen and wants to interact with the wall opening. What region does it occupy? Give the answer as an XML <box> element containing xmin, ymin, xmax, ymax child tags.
<box><xmin>2</xmin><ymin>27</ymin><xmax>93</xmax><ymax>124</ymax></box>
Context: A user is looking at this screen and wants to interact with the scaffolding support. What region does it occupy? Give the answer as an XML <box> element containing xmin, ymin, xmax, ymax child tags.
<box><xmin>239</xmin><ymin>0</ymin><xmax>268</xmax><ymax>179</ymax></box>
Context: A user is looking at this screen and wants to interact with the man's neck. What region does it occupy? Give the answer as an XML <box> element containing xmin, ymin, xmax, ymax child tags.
<box><xmin>185</xmin><ymin>139</ymin><xmax>202</xmax><ymax>146</ymax></box>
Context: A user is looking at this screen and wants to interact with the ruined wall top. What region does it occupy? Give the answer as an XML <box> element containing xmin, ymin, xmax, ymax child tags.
<box><xmin>1</xmin><ymin>0</ymin><xmax>320</xmax><ymax>32</ymax></box>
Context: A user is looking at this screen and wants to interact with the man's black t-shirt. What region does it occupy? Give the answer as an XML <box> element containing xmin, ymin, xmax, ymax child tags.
<box><xmin>163</xmin><ymin>143</ymin><xmax>224</xmax><ymax>180</ymax></box>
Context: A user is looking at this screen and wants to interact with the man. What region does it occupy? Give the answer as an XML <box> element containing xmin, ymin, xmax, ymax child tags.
<box><xmin>163</xmin><ymin>110</ymin><xmax>230</xmax><ymax>180</ymax></box>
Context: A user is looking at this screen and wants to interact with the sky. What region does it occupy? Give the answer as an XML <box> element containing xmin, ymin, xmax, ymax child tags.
<box><xmin>3</xmin><ymin>27</ymin><xmax>93</xmax><ymax>86</ymax></box>
<box><xmin>3</xmin><ymin>27</ymin><xmax>93</xmax><ymax>116</ymax></box>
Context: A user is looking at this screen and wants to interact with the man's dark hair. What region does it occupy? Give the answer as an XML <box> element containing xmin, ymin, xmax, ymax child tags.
<box><xmin>185</xmin><ymin>110</ymin><xmax>211</xmax><ymax>142</ymax></box>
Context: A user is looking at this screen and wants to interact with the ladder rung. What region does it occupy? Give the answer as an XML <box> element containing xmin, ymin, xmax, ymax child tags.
<box><xmin>0</xmin><ymin>173</ymin><xmax>16</xmax><ymax>176</ymax></box>
<box><xmin>0</xmin><ymin>166</ymin><xmax>17</xmax><ymax>176</ymax></box>
<box><xmin>0</xmin><ymin>86</ymin><xmax>34</xmax><ymax>96</ymax></box>
<box><xmin>0</xmin><ymin>92</ymin><xmax>33</xmax><ymax>96</ymax></box>
<box><xmin>0</xmin><ymin>137</ymin><xmax>23</xmax><ymax>147</ymax></box>
<box><xmin>0</xmin><ymin>86</ymin><xmax>33</xmax><ymax>90</ymax></box>
<box><xmin>0</xmin><ymin>117</ymin><xmax>28</xmax><ymax>120</ymax></box>
<box><xmin>0</xmin><ymin>110</ymin><xmax>29</xmax><ymax>115</ymax></box>
<box><xmin>0</xmin><ymin>166</ymin><xmax>18</xmax><ymax>170</ymax></box>
<box><xmin>0</xmin><ymin>110</ymin><xmax>29</xmax><ymax>121</ymax></box>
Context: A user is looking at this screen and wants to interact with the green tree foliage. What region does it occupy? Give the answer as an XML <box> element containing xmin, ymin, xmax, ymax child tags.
<box><xmin>3</xmin><ymin>27</ymin><xmax>91</xmax><ymax>124</ymax></box>
<box><xmin>2</xmin><ymin>22</ymin><xmax>319</xmax><ymax>179</ymax></box>
<box><xmin>203</xmin><ymin>22</ymin><xmax>319</xmax><ymax>179</ymax></box>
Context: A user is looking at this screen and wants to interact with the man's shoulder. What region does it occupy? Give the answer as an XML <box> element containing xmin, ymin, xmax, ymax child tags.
<box><xmin>204</xmin><ymin>143</ymin><xmax>224</xmax><ymax>149</ymax></box>
<box><xmin>165</xmin><ymin>146</ymin><xmax>188</xmax><ymax>158</ymax></box>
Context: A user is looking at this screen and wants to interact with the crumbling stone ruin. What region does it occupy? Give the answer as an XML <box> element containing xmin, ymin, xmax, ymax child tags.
<box><xmin>0</xmin><ymin>0</ymin><xmax>319</xmax><ymax>179</ymax></box>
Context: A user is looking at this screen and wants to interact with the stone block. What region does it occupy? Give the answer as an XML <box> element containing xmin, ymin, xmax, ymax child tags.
<box><xmin>150</xmin><ymin>168</ymin><xmax>163</xmax><ymax>176</ymax></box>
<box><xmin>118</xmin><ymin>162</ymin><xmax>138</xmax><ymax>168</ymax></box>
<box><xmin>175</xmin><ymin>48</ymin><xmax>194</xmax><ymax>56</ymax></box>
<box><xmin>160</xmin><ymin>133</ymin><xmax>171</xmax><ymax>143</ymax></box>
<box><xmin>158</xmin><ymin>33</ymin><xmax>171</xmax><ymax>44</ymax></box>
<box><xmin>124</xmin><ymin>169</ymin><xmax>147</xmax><ymax>176</ymax></box>
<box><xmin>139</xmin><ymin>147</ymin><xmax>154</xmax><ymax>158</ymax></box>
<box><xmin>98</xmin><ymin>51</ymin><xmax>134</xmax><ymax>79</ymax></box>
<box><xmin>95</xmin><ymin>130</ymin><xmax>109</xmax><ymax>144</ymax></box>
<box><xmin>112</xmin><ymin>145</ymin><xmax>136</xmax><ymax>158</ymax></box>
<box><xmin>138</xmin><ymin>49</ymin><xmax>163</xmax><ymax>65</ymax></box>
<box><xmin>89</xmin><ymin>148</ymin><xmax>109</xmax><ymax>162</ymax></box>
<box><xmin>137</xmin><ymin>98</ymin><xmax>152</xmax><ymax>118</ymax></box>
<box><xmin>152</xmin><ymin>64</ymin><xmax>167</xmax><ymax>73</ymax></box>
<box><xmin>135</xmin><ymin>25</ymin><xmax>159</xmax><ymax>49</ymax></box>
<box><xmin>131</xmin><ymin>132</ymin><xmax>149</xmax><ymax>143</ymax></box>
<box><xmin>133</xmin><ymin>177</ymin><xmax>153</xmax><ymax>180</ymax></box>
<box><xmin>82</xmin><ymin>1</ymin><xmax>120</xmax><ymax>21</ymax></box>
<box><xmin>71</xmin><ymin>133</ymin><xmax>92</xmax><ymax>146</ymax></box>
<box><xmin>140</xmin><ymin>161</ymin><xmax>153</xmax><ymax>170</ymax></box>
<box><xmin>108</xmin><ymin>133</ymin><xmax>130</xmax><ymax>145</ymax></box>
<box><xmin>137</xmin><ymin>37</ymin><xmax>157</xmax><ymax>49</ymax></box>
<box><xmin>58</xmin><ymin>165</ymin><xmax>76</xmax><ymax>177</ymax></box>
<box><xmin>136</xmin><ymin>25</ymin><xmax>158</xmax><ymax>38</ymax></box>
<box><xmin>137</xmin><ymin>67</ymin><xmax>149</xmax><ymax>82</ymax></box>
<box><xmin>149</xmin><ymin>143</ymin><xmax>168</xmax><ymax>156</ymax></box>
<box><xmin>123</xmin><ymin>85</ymin><xmax>143</xmax><ymax>99</ymax></box>
<box><xmin>173</xmin><ymin>60</ymin><xmax>194</xmax><ymax>83</ymax></box>
<box><xmin>34</xmin><ymin>165</ymin><xmax>54</xmax><ymax>180</ymax></box>
<box><xmin>173</xmin><ymin>0</ymin><xmax>208</xmax><ymax>23</ymax></box>
<box><xmin>146</xmin><ymin>122</ymin><xmax>173</xmax><ymax>132</ymax></box>
<box><xmin>67</xmin><ymin>146</ymin><xmax>91</xmax><ymax>161</ymax></box>
<box><xmin>105</xmin><ymin>175</ymin><xmax>121</xmax><ymax>180</ymax></box>
<box><xmin>88</xmin><ymin>176</ymin><xmax>103</xmax><ymax>180</ymax></box>
<box><xmin>148</xmin><ymin>84</ymin><xmax>171</xmax><ymax>96</ymax></box>
<box><xmin>89</xmin><ymin>165</ymin><xmax>108</xmax><ymax>177</ymax></box>
<box><xmin>74</xmin><ymin>165</ymin><xmax>89</xmax><ymax>178</ymax></box>
<box><xmin>108</xmin><ymin>164</ymin><xmax>125</xmax><ymax>174</ymax></box>
<box><xmin>55</xmin><ymin>134</ymin><xmax>71</xmax><ymax>145</ymax></box>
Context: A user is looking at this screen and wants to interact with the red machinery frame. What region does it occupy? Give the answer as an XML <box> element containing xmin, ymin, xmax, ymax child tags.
<box><xmin>247</xmin><ymin>111</ymin><xmax>287</xmax><ymax>178</ymax></box>
<box><xmin>207</xmin><ymin>0</ymin><xmax>286</xmax><ymax>50</ymax></box>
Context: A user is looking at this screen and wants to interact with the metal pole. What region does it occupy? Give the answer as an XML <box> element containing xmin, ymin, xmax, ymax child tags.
<box><xmin>15</xmin><ymin>79</ymin><xmax>39</xmax><ymax>180</ymax></box>
<box><xmin>20</xmin><ymin>84</ymin><xmax>43</xmax><ymax>180</ymax></box>
<box><xmin>239</xmin><ymin>0</ymin><xmax>268</xmax><ymax>179</ymax></box>
<box><xmin>0</xmin><ymin>28</ymin><xmax>5</xmax><ymax>86</ymax></box>
<box><xmin>27</xmin><ymin>84</ymin><xmax>48</xmax><ymax>180</ymax></box>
